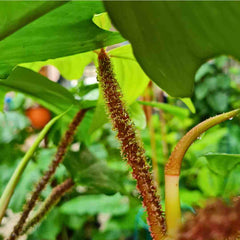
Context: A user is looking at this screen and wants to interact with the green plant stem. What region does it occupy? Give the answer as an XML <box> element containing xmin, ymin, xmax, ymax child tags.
<box><xmin>0</xmin><ymin>110</ymin><xmax>68</xmax><ymax>224</ymax></box>
<box><xmin>164</xmin><ymin>109</ymin><xmax>240</xmax><ymax>237</ymax></box>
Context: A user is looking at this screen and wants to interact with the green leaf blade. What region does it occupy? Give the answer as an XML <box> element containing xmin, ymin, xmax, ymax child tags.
<box><xmin>205</xmin><ymin>153</ymin><xmax>240</xmax><ymax>176</ymax></box>
<box><xmin>105</xmin><ymin>2</ymin><xmax>240</xmax><ymax>97</ymax></box>
<box><xmin>0</xmin><ymin>1</ymin><xmax>125</xmax><ymax>78</ymax></box>
<box><xmin>0</xmin><ymin>67</ymin><xmax>75</xmax><ymax>114</ymax></box>
<box><xmin>0</xmin><ymin>1</ymin><xmax>67</xmax><ymax>41</ymax></box>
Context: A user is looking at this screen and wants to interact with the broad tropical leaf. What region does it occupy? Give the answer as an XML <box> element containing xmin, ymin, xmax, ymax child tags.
<box><xmin>0</xmin><ymin>1</ymin><xmax>125</xmax><ymax>78</ymax></box>
<box><xmin>60</xmin><ymin>193</ymin><xmax>129</xmax><ymax>216</ymax></box>
<box><xmin>0</xmin><ymin>67</ymin><xmax>75</xmax><ymax>113</ymax></box>
<box><xmin>0</xmin><ymin>1</ymin><xmax>66</xmax><ymax>40</ymax></box>
<box><xmin>104</xmin><ymin>2</ymin><xmax>240</xmax><ymax>97</ymax></box>
<box><xmin>64</xmin><ymin>146</ymin><xmax>125</xmax><ymax>195</ymax></box>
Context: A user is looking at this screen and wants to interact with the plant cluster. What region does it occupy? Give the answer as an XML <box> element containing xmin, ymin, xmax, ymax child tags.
<box><xmin>0</xmin><ymin>2</ymin><xmax>240</xmax><ymax>240</ymax></box>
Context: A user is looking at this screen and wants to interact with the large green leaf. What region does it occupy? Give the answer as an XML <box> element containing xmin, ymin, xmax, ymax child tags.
<box><xmin>64</xmin><ymin>146</ymin><xmax>125</xmax><ymax>195</ymax></box>
<box><xmin>205</xmin><ymin>153</ymin><xmax>240</xmax><ymax>176</ymax></box>
<box><xmin>60</xmin><ymin>193</ymin><xmax>129</xmax><ymax>216</ymax></box>
<box><xmin>106</xmin><ymin>45</ymin><xmax>149</xmax><ymax>103</ymax></box>
<box><xmin>20</xmin><ymin>12</ymin><xmax>113</xmax><ymax>80</ymax></box>
<box><xmin>129</xmin><ymin>102</ymin><xmax>146</xmax><ymax>130</ymax></box>
<box><xmin>0</xmin><ymin>1</ymin><xmax>125</xmax><ymax>78</ymax></box>
<box><xmin>21</xmin><ymin>51</ymin><xmax>96</xmax><ymax>81</ymax></box>
<box><xmin>104</xmin><ymin>2</ymin><xmax>240</xmax><ymax>97</ymax></box>
<box><xmin>197</xmin><ymin>167</ymin><xmax>224</xmax><ymax>197</ymax></box>
<box><xmin>223</xmin><ymin>165</ymin><xmax>240</xmax><ymax>197</ymax></box>
<box><xmin>19</xmin><ymin>44</ymin><xmax>149</xmax><ymax>132</ymax></box>
<box><xmin>0</xmin><ymin>67</ymin><xmax>75</xmax><ymax>114</ymax></box>
<box><xmin>0</xmin><ymin>2</ymin><xmax>66</xmax><ymax>41</ymax></box>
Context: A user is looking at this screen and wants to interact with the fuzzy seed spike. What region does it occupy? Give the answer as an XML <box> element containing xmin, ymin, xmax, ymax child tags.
<box><xmin>98</xmin><ymin>48</ymin><xmax>166</xmax><ymax>239</ymax></box>
<box><xmin>21</xmin><ymin>178</ymin><xmax>74</xmax><ymax>235</ymax></box>
<box><xmin>8</xmin><ymin>109</ymin><xmax>86</xmax><ymax>240</ymax></box>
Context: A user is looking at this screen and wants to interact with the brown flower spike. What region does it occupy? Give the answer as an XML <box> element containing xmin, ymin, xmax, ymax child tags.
<box><xmin>177</xmin><ymin>199</ymin><xmax>240</xmax><ymax>240</ymax></box>
<box><xmin>8</xmin><ymin>109</ymin><xmax>86</xmax><ymax>240</ymax></box>
<box><xmin>21</xmin><ymin>178</ymin><xmax>74</xmax><ymax>235</ymax></box>
<box><xmin>97</xmin><ymin>48</ymin><xmax>165</xmax><ymax>239</ymax></box>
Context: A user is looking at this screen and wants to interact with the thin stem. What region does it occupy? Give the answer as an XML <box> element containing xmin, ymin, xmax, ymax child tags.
<box><xmin>142</xmin><ymin>82</ymin><xmax>160</xmax><ymax>191</ymax></box>
<box><xmin>8</xmin><ymin>109</ymin><xmax>87</xmax><ymax>240</ymax></box>
<box><xmin>0</xmin><ymin>110</ymin><xmax>68</xmax><ymax>224</ymax></box>
<box><xmin>150</xmin><ymin>118</ymin><xmax>160</xmax><ymax>189</ymax></box>
<box><xmin>158</xmin><ymin>91</ymin><xmax>168</xmax><ymax>162</ymax></box>
<box><xmin>21</xmin><ymin>178</ymin><xmax>74</xmax><ymax>235</ymax></box>
<box><xmin>98</xmin><ymin>49</ymin><xmax>166</xmax><ymax>240</ymax></box>
<box><xmin>164</xmin><ymin>109</ymin><xmax>240</xmax><ymax>237</ymax></box>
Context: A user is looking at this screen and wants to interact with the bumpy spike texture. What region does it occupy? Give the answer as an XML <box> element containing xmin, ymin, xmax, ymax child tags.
<box><xmin>21</xmin><ymin>178</ymin><xmax>74</xmax><ymax>235</ymax></box>
<box><xmin>8</xmin><ymin>109</ymin><xmax>86</xmax><ymax>240</ymax></box>
<box><xmin>98</xmin><ymin>48</ymin><xmax>165</xmax><ymax>239</ymax></box>
<box><xmin>177</xmin><ymin>199</ymin><xmax>240</xmax><ymax>240</ymax></box>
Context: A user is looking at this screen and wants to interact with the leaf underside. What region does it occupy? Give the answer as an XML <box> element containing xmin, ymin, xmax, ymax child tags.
<box><xmin>104</xmin><ymin>2</ymin><xmax>240</xmax><ymax>97</ymax></box>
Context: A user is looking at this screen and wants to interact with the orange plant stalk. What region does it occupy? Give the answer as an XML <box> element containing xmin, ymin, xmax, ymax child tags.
<box><xmin>98</xmin><ymin>48</ymin><xmax>166</xmax><ymax>240</ymax></box>
<box><xmin>164</xmin><ymin>109</ymin><xmax>240</xmax><ymax>238</ymax></box>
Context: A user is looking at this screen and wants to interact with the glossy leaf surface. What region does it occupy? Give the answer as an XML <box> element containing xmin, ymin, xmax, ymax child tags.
<box><xmin>0</xmin><ymin>67</ymin><xmax>75</xmax><ymax>114</ymax></box>
<box><xmin>0</xmin><ymin>1</ymin><xmax>66</xmax><ymax>41</ymax></box>
<box><xmin>0</xmin><ymin>1</ymin><xmax>124</xmax><ymax>78</ymax></box>
<box><xmin>105</xmin><ymin>2</ymin><xmax>240</xmax><ymax>97</ymax></box>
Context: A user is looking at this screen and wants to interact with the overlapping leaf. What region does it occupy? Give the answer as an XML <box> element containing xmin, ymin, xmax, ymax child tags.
<box><xmin>0</xmin><ymin>1</ymin><xmax>124</xmax><ymax>78</ymax></box>
<box><xmin>64</xmin><ymin>146</ymin><xmax>125</xmax><ymax>195</ymax></box>
<box><xmin>205</xmin><ymin>153</ymin><xmax>240</xmax><ymax>176</ymax></box>
<box><xmin>0</xmin><ymin>1</ymin><xmax>66</xmax><ymax>41</ymax></box>
<box><xmin>60</xmin><ymin>193</ymin><xmax>129</xmax><ymax>216</ymax></box>
<box><xmin>105</xmin><ymin>2</ymin><xmax>240</xmax><ymax>97</ymax></box>
<box><xmin>0</xmin><ymin>67</ymin><xmax>75</xmax><ymax>114</ymax></box>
